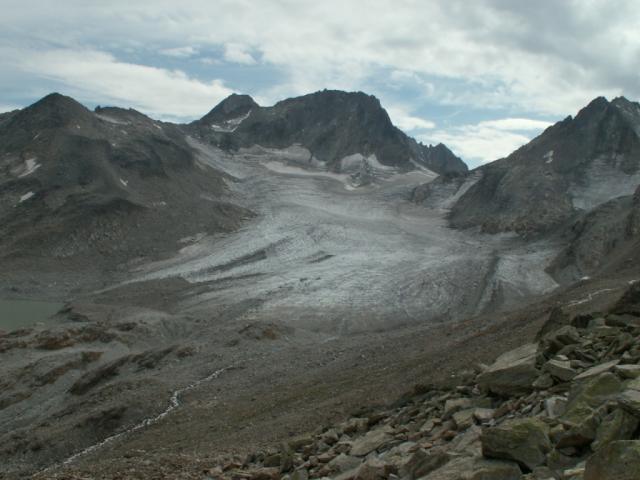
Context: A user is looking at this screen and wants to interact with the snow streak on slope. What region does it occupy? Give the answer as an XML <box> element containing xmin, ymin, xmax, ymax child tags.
<box><xmin>135</xmin><ymin>141</ymin><xmax>559</xmax><ymax>333</ymax></box>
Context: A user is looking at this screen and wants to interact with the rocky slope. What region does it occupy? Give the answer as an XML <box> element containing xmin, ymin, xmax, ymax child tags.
<box><xmin>189</xmin><ymin>90</ymin><xmax>467</xmax><ymax>175</ymax></box>
<box><xmin>549</xmin><ymin>184</ymin><xmax>640</xmax><ymax>282</ymax></box>
<box><xmin>41</xmin><ymin>276</ymin><xmax>640</xmax><ymax>480</ymax></box>
<box><xmin>0</xmin><ymin>93</ymin><xmax>249</xmax><ymax>281</ymax></box>
<box><xmin>416</xmin><ymin>97</ymin><xmax>640</xmax><ymax>237</ymax></box>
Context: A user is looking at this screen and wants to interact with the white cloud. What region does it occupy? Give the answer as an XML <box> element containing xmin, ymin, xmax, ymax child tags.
<box><xmin>223</xmin><ymin>43</ymin><xmax>257</xmax><ymax>65</ymax></box>
<box><xmin>160</xmin><ymin>46</ymin><xmax>198</xmax><ymax>58</ymax></box>
<box><xmin>477</xmin><ymin>118</ymin><xmax>553</xmax><ymax>131</ymax></box>
<box><xmin>421</xmin><ymin>117</ymin><xmax>552</xmax><ymax>166</ymax></box>
<box><xmin>0</xmin><ymin>105</ymin><xmax>20</xmax><ymax>113</ymax></box>
<box><xmin>9</xmin><ymin>48</ymin><xmax>234</xmax><ymax>120</ymax></box>
<box><xmin>386</xmin><ymin>106</ymin><xmax>436</xmax><ymax>132</ymax></box>
<box><xmin>1</xmin><ymin>0</ymin><xmax>639</xmax><ymax>125</ymax></box>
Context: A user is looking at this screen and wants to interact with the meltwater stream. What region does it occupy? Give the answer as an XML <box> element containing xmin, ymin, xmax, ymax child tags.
<box><xmin>41</xmin><ymin>367</ymin><xmax>231</xmax><ymax>473</ymax></box>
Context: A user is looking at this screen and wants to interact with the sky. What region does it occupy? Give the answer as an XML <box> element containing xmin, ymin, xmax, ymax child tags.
<box><xmin>1</xmin><ymin>1</ymin><xmax>639</xmax><ymax>168</ymax></box>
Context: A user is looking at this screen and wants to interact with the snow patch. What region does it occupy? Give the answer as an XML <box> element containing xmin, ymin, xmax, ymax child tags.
<box><xmin>120</xmin><ymin>178</ymin><xmax>128</xmax><ymax>187</ymax></box>
<box><xmin>18</xmin><ymin>157</ymin><xmax>41</xmax><ymax>177</ymax></box>
<box><xmin>19</xmin><ymin>191</ymin><xmax>34</xmax><ymax>203</ymax></box>
<box><xmin>211</xmin><ymin>110</ymin><xmax>252</xmax><ymax>133</ymax></box>
<box><xmin>544</xmin><ymin>150</ymin><xmax>554</xmax><ymax>164</ymax></box>
<box><xmin>95</xmin><ymin>113</ymin><xmax>129</xmax><ymax>125</ymax></box>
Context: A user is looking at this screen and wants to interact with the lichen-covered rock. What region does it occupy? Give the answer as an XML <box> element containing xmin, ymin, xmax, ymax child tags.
<box><xmin>399</xmin><ymin>448</ymin><xmax>450</xmax><ymax>479</ymax></box>
<box><xmin>421</xmin><ymin>456</ymin><xmax>522</xmax><ymax>480</ymax></box>
<box><xmin>585</xmin><ymin>440</ymin><xmax>640</xmax><ymax>480</ymax></box>
<box><xmin>350</xmin><ymin>427</ymin><xmax>393</xmax><ymax>456</ymax></box>
<box><xmin>476</xmin><ymin>343</ymin><xmax>539</xmax><ymax>396</ymax></box>
<box><xmin>562</xmin><ymin>373</ymin><xmax>623</xmax><ymax>426</ymax></box>
<box><xmin>592</xmin><ymin>408</ymin><xmax>640</xmax><ymax>451</ymax></box>
<box><xmin>481</xmin><ymin>418</ymin><xmax>551</xmax><ymax>470</ymax></box>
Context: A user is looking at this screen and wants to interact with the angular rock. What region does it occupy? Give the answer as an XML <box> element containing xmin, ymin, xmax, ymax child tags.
<box><xmin>618</xmin><ymin>388</ymin><xmax>640</xmax><ymax>416</ymax></box>
<box><xmin>444</xmin><ymin>398</ymin><xmax>473</xmax><ymax>418</ymax></box>
<box><xmin>544</xmin><ymin>396</ymin><xmax>568</xmax><ymax>419</ymax></box>
<box><xmin>481</xmin><ymin>418</ymin><xmax>551</xmax><ymax>471</ymax></box>
<box><xmin>544</xmin><ymin>359</ymin><xmax>577</xmax><ymax>382</ymax></box>
<box><xmin>452</xmin><ymin>409</ymin><xmax>476</xmax><ymax>430</ymax></box>
<box><xmin>354</xmin><ymin>457</ymin><xmax>395</xmax><ymax>480</ymax></box>
<box><xmin>476</xmin><ymin>343</ymin><xmax>540</xmax><ymax>396</ymax></box>
<box><xmin>592</xmin><ymin>408</ymin><xmax>640</xmax><ymax>451</ymax></box>
<box><xmin>399</xmin><ymin>448</ymin><xmax>450</xmax><ymax>479</ymax></box>
<box><xmin>615</xmin><ymin>364</ymin><xmax>640</xmax><ymax>379</ymax></box>
<box><xmin>573</xmin><ymin>360</ymin><xmax>620</xmax><ymax>381</ymax></box>
<box><xmin>328</xmin><ymin>454</ymin><xmax>362</xmax><ymax>474</ymax></box>
<box><xmin>585</xmin><ymin>440</ymin><xmax>640</xmax><ymax>480</ymax></box>
<box><xmin>350</xmin><ymin>427</ymin><xmax>393</xmax><ymax>457</ymax></box>
<box><xmin>421</xmin><ymin>456</ymin><xmax>521</xmax><ymax>480</ymax></box>
<box><xmin>562</xmin><ymin>373</ymin><xmax>623</xmax><ymax>426</ymax></box>
<box><xmin>473</xmin><ymin>408</ymin><xmax>495</xmax><ymax>423</ymax></box>
<box><xmin>249</xmin><ymin>467</ymin><xmax>280</xmax><ymax>480</ymax></box>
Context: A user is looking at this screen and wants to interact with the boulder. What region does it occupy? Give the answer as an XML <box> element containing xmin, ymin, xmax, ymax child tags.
<box><xmin>476</xmin><ymin>343</ymin><xmax>539</xmax><ymax>396</ymax></box>
<box><xmin>544</xmin><ymin>359</ymin><xmax>577</xmax><ymax>382</ymax></box>
<box><xmin>481</xmin><ymin>418</ymin><xmax>551</xmax><ymax>470</ymax></box>
<box><xmin>452</xmin><ymin>409</ymin><xmax>476</xmax><ymax>430</ymax></box>
<box><xmin>354</xmin><ymin>457</ymin><xmax>395</xmax><ymax>480</ymax></box>
<box><xmin>573</xmin><ymin>360</ymin><xmax>620</xmax><ymax>381</ymax></box>
<box><xmin>399</xmin><ymin>449</ymin><xmax>450</xmax><ymax>479</ymax></box>
<box><xmin>444</xmin><ymin>398</ymin><xmax>473</xmax><ymax>418</ymax></box>
<box><xmin>614</xmin><ymin>364</ymin><xmax>640</xmax><ymax>379</ymax></box>
<box><xmin>562</xmin><ymin>373</ymin><xmax>623</xmax><ymax>426</ymax></box>
<box><xmin>618</xmin><ymin>388</ymin><xmax>640</xmax><ymax>416</ymax></box>
<box><xmin>328</xmin><ymin>454</ymin><xmax>362</xmax><ymax>474</ymax></box>
<box><xmin>421</xmin><ymin>456</ymin><xmax>522</xmax><ymax>480</ymax></box>
<box><xmin>592</xmin><ymin>408</ymin><xmax>640</xmax><ymax>451</ymax></box>
<box><xmin>350</xmin><ymin>427</ymin><xmax>393</xmax><ymax>456</ymax></box>
<box><xmin>544</xmin><ymin>396</ymin><xmax>568</xmax><ymax>419</ymax></box>
<box><xmin>585</xmin><ymin>440</ymin><xmax>640</xmax><ymax>480</ymax></box>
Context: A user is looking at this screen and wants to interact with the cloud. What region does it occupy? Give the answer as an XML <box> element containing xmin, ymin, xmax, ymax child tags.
<box><xmin>1</xmin><ymin>0</ymin><xmax>639</xmax><ymax>127</ymax></box>
<box><xmin>0</xmin><ymin>105</ymin><xmax>20</xmax><ymax>113</ymax></box>
<box><xmin>223</xmin><ymin>43</ymin><xmax>257</xmax><ymax>65</ymax></box>
<box><xmin>478</xmin><ymin>118</ymin><xmax>553</xmax><ymax>131</ymax></box>
<box><xmin>160</xmin><ymin>46</ymin><xmax>198</xmax><ymax>58</ymax></box>
<box><xmin>8</xmin><ymin>48</ymin><xmax>234</xmax><ymax>120</ymax></box>
<box><xmin>386</xmin><ymin>106</ymin><xmax>436</xmax><ymax>132</ymax></box>
<box><xmin>421</xmin><ymin>117</ymin><xmax>553</xmax><ymax>166</ymax></box>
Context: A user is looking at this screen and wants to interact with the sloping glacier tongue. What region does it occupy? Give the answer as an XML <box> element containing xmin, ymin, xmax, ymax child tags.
<box><xmin>135</xmin><ymin>143</ymin><xmax>559</xmax><ymax>333</ymax></box>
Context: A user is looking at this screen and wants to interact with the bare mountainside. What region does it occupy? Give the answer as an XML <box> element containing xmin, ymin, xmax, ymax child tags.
<box><xmin>1</xmin><ymin>92</ymin><xmax>640</xmax><ymax>478</ymax></box>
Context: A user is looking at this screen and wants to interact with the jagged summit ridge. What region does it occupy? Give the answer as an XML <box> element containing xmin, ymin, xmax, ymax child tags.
<box><xmin>192</xmin><ymin>89</ymin><xmax>468</xmax><ymax>175</ymax></box>
<box><xmin>419</xmin><ymin>95</ymin><xmax>640</xmax><ymax>237</ymax></box>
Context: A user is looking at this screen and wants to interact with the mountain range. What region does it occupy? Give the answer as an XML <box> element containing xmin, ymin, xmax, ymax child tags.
<box><xmin>1</xmin><ymin>89</ymin><xmax>640</xmax><ymax>479</ymax></box>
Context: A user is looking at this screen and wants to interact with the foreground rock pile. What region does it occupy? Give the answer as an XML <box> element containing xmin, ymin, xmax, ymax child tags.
<box><xmin>202</xmin><ymin>285</ymin><xmax>640</xmax><ymax>480</ymax></box>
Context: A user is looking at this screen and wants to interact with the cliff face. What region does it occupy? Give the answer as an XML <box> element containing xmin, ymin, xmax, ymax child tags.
<box><xmin>444</xmin><ymin>97</ymin><xmax>640</xmax><ymax>236</ymax></box>
<box><xmin>191</xmin><ymin>90</ymin><xmax>468</xmax><ymax>175</ymax></box>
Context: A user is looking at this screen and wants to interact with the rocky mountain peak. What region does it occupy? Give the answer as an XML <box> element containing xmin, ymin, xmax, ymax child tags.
<box><xmin>199</xmin><ymin>93</ymin><xmax>258</xmax><ymax>125</ymax></box>
<box><xmin>19</xmin><ymin>92</ymin><xmax>92</xmax><ymax>126</ymax></box>
<box><xmin>190</xmin><ymin>89</ymin><xmax>467</xmax><ymax>175</ymax></box>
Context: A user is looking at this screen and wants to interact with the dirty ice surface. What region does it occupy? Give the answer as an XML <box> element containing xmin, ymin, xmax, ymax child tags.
<box><xmin>134</xmin><ymin>141</ymin><xmax>559</xmax><ymax>334</ymax></box>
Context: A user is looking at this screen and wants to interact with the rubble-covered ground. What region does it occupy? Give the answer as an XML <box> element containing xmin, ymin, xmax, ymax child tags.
<box><xmin>0</xmin><ymin>143</ymin><xmax>628</xmax><ymax>479</ymax></box>
<box><xmin>41</xmin><ymin>279</ymin><xmax>640</xmax><ymax>480</ymax></box>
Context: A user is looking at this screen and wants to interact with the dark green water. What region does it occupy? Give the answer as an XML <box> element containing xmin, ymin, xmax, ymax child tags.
<box><xmin>0</xmin><ymin>299</ymin><xmax>63</xmax><ymax>331</ymax></box>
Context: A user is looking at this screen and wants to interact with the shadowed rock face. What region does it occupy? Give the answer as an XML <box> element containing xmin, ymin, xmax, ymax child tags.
<box><xmin>443</xmin><ymin>96</ymin><xmax>640</xmax><ymax>236</ymax></box>
<box><xmin>549</xmin><ymin>184</ymin><xmax>640</xmax><ymax>281</ymax></box>
<box><xmin>190</xmin><ymin>90</ymin><xmax>468</xmax><ymax>175</ymax></box>
<box><xmin>0</xmin><ymin>93</ymin><xmax>248</xmax><ymax>266</ymax></box>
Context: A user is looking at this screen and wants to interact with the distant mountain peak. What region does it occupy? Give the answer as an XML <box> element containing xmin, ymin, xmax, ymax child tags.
<box><xmin>192</xmin><ymin>89</ymin><xmax>467</xmax><ymax>175</ymax></box>
<box><xmin>199</xmin><ymin>93</ymin><xmax>258</xmax><ymax>125</ymax></box>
